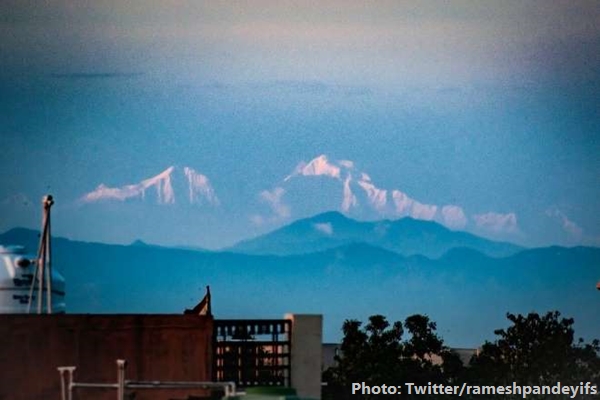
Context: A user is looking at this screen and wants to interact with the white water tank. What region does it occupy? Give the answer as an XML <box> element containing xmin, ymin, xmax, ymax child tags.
<box><xmin>0</xmin><ymin>245</ymin><xmax>65</xmax><ymax>313</ymax></box>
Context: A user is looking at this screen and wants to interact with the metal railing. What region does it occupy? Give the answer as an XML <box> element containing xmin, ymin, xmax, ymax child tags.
<box><xmin>58</xmin><ymin>359</ymin><xmax>236</xmax><ymax>400</ymax></box>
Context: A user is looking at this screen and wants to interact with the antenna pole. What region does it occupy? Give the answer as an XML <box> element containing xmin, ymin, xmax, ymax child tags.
<box><xmin>46</xmin><ymin>198</ymin><xmax>53</xmax><ymax>313</ymax></box>
<box><xmin>28</xmin><ymin>195</ymin><xmax>54</xmax><ymax>314</ymax></box>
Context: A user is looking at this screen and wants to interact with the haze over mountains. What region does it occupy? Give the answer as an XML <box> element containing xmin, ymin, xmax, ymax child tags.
<box><xmin>1</xmin><ymin>0</ymin><xmax>598</xmax><ymax>357</ymax></box>
<box><xmin>1</xmin><ymin>216</ymin><xmax>598</xmax><ymax>347</ymax></box>
<box><xmin>78</xmin><ymin>155</ymin><xmax>518</xmax><ymax>237</ymax></box>
<box><xmin>2</xmin><ymin>1</ymin><xmax>598</xmax><ymax>246</ymax></box>
<box><xmin>13</xmin><ymin>154</ymin><xmax>579</xmax><ymax>250</ymax></box>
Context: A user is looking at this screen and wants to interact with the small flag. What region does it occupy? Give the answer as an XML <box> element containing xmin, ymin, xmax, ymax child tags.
<box><xmin>185</xmin><ymin>285</ymin><xmax>212</xmax><ymax>316</ymax></box>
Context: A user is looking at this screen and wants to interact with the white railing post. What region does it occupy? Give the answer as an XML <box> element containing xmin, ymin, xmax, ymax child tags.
<box><xmin>57</xmin><ymin>366</ymin><xmax>76</xmax><ymax>400</ymax></box>
<box><xmin>116</xmin><ymin>359</ymin><xmax>127</xmax><ymax>400</ymax></box>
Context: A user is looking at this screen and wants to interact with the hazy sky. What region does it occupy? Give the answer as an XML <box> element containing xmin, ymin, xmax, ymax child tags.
<box><xmin>1</xmin><ymin>1</ymin><xmax>599</xmax><ymax>248</ymax></box>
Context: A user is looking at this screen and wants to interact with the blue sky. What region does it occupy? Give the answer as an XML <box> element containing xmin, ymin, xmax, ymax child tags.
<box><xmin>1</xmin><ymin>1</ymin><xmax>599</xmax><ymax>248</ymax></box>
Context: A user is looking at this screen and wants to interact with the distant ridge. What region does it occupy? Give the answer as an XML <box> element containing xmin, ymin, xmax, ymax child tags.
<box><xmin>0</xmin><ymin>226</ymin><xmax>598</xmax><ymax>347</ymax></box>
<box><xmin>229</xmin><ymin>211</ymin><xmax>522</xmax><ymax>258</ymax></box>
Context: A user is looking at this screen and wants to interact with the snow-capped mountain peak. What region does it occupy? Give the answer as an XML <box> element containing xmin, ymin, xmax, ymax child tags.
<box><xmin>281</xmin><ymin>155</ymin><xmax>398</xmax><ymax>216</ymax></box>
<box><xmin>285</xmin><ymin>154</ymin><xmax>346</xmax><ymax>181</ymax></box>
<box><xmin>140</xmin><ymin>166</ymin><xmax>175</xmax><ymax>204</ymax></box>
<box><xmin>183</xmin><ymin>166</ymin><xmax>219</xmax><ymax>206</ymax></box>
<box><xmin>81</xmin><ymin>166</ymin><xmax>218</xmax><ymax>206</ymax></box>
<box><xmin>260</xmin><ymin>154</ymin><xmax>517</xmax><ymax>236</ymax></box>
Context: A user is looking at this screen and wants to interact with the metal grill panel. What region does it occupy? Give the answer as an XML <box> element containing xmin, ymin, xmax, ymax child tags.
<box><xmin>213</xmin><ymin>319</ymin><xmax>291</xmax><ymax>388</ymax></box>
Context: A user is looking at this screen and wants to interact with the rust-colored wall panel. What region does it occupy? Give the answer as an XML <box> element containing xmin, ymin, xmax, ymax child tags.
<box><xmin>0</xmin><ymin>314</ymin><xmax>213</xmax><ymax>400</ymax></box>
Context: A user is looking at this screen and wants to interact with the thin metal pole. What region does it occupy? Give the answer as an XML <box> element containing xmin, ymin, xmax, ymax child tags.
<box><xmin>58</xmin><ymin>368</ymin><xmax>67</xmax><ymax>400</ymax></box>
<box><xmin>37</xmin><ymin>228</ymin><xmax>46</xmax><ymax>314</ymax></box>
<box><xmin>45</xmin><ymin>203</ymin><xmax>52</xmax><ymax>313</ymax></box>
<box><xmin>68</xmin><ymin>367</ymin><xmax>74</xmax><ymax>400</ymax></box>
<box><xmin>28</xmin><ymin>201</ymin><xmax>48</xmax><ymax>313</ymax></box>
<box><xmin>73</xmin><ymin>383</ymin><xmax>119</xmax><ymax>388</ymax></box>
<box><xmin>117</xmin><ymin>359</ymin><xmax>126</xmax><ymax>400</ymax></box>
<box><xmin>58</xmin><ymin>367</ymin><xmax>76</xmax><ymax>400</ymax></box>
<box><xmin>25</xmin><ymin>249</ymin><xmax>39</xmax><ymax>314</ymax></box>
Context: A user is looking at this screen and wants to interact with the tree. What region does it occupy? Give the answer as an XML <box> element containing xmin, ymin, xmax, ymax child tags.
<box><xmin>323</xmin><ymin>314</ymin><xmax>463</xmax><ymax>399</ymax></box>
<box><xmin>468</xmin><ymin>311</ymin><xmax>600</xmax><ymax>399</ymax></box>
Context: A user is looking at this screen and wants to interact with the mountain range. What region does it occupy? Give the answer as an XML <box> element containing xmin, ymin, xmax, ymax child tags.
<box><xmin>80</xmin><ymin>166</ymin><xmax>219</xmax><ymax>206</ymax></box>
<box><xmin>74</xmin><ymin>155</ymin><xmax>524</xmax><ymax>242</ymax></box>
<box><xmin>1</xmin><ymin>154</ymin><xmax>593</xmax><ymax>250</ymax></box>
<box><xmin>256</xmin><ymin>155</ymin><xmax>520</xmax><ymax>240</ymax></box>
<box><xmin>231</xmin><ymin>211</ymin><xmax>521</xmax><ymax>258</ymax></box>
<box><xmin>1</xmin><ymin>212</ymin><xmax>598</xmax><ymax>347</ymax></box>
<box><xmin>284</xmin><ymin>155</ymin><xmax>467</xmax><ymax>226</ymax></box>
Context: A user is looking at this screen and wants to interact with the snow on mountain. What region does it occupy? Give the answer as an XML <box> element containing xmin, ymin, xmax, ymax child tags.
<box><xmin>342</xmin><ymin>175</ymin><xmax>358</xmax><ymax>211</ymax></box>
<box><xmin>183</xmin><ymin>167</ymin><xmax>219</xmax><ymax>206</ymax></box>
<box><xmin>76</xmin><ymin>156</ymin><xmax>519</xmax><ymax>239</ymax></box>
<box><xmin>261</xmin><ymin>154</ymin><xmax>516</xmax><ymax>235</ymax></box>
<box><xmin>277</xmin><ymin>154</ymin><xmax>452</xmax><ymax>222</ymax></box>
<box><xmin>357</xmin><ymin>175</ymin><xmax>387</xmax><ymax>211</ymax></box>
<box><xmin>441</xmin><ymin>205</ymin><xmax>468</xmax><ymax>229</ymax></box>
<box><xmin>81</xmin><ymin>166</ymin><xmax>175</xmax><ymax>204</ymax></box>
<box><xmin>284</xmin><ymin>154</ymin><xmax>342</xmax><ymax>181</ymax></box>
<box><xmin>142</xmin><ymin>166</ymin><xmax>175</xmax><ymax>204</ymax></box>
<box><xmin>473</xmin><ymin>212</ymin><xmax>518</xmax><ymax>233</ymax></box>
<box><xmin>81</xmin><ymin>166</ymin><xmax>218</xmax><ymax>206</ymax></box>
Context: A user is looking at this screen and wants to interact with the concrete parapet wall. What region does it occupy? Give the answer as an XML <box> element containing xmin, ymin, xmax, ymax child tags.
<box><xmin>285</xmin><ymin>314</ymin><xmax>322</xmax><ymax>400</ymax></box>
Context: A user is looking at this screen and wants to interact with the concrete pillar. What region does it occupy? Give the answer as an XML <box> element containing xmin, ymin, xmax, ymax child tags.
<box><xmin>285</xmin><ymin>314</ymin><xmax>322</xmax><ymax>399</ymax></box>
